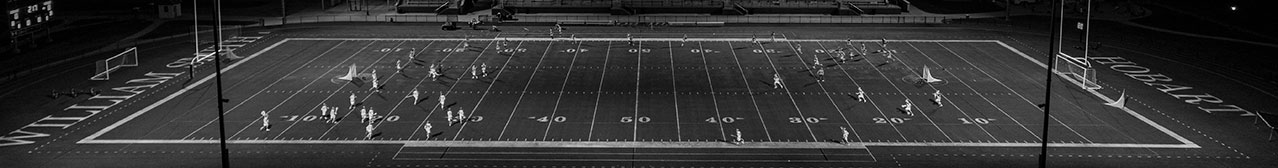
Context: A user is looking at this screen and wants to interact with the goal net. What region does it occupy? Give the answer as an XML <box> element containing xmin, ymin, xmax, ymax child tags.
<box><xmin>1054</xmin><ymin>52</ymin><xmax>1100</xmax><ymax>90</ymax></box>
<box><xmin>91</xmin><ymin>47</ymin><xmax>139</xmax><ymax>80</ymax></box>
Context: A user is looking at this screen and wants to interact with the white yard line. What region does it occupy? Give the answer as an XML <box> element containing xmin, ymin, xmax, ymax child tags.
<box><xmin>541</xmin><ymin>41</ymin><xmax>584</xmax><ymax>140</ymax></box>
<box><xmin>380</xmin><ymin>40</ymin><xmax>493</xmax><ymax>139</ymax></box>
<box><xmin>633</xmin><ymin>41</ymin><xmax>642</xmax><ymax>141</ymax></box>
<box><xmin>495</xmin><ymin>41</ymin><xmax>557</xmax><ymax>139</ymax></box>
<box><xmin>666</xmin><ymin>41</ymin><xmax>682</xmax><ymax>140</ymax></box>
<box><xmin>750</xmin><ymin>41</ymin><xmax>821</xmax><ymax>142</ymax></box>
<box><xmin>273</xmin><ymin>41</ymin><xmax>438</xmax><ymax>139</ymax></box>
<box><xmin>931</xmin><ymin>42</ymin><xmax>1091</xmax><ymax>142</ymax></box>
<box><xmin>302</xmin><ymin>40</ymin><xmax>412</xmax><ymax>138</ymax></box>
<box><xmin>783</xmin><ymin>40</ymin><xmax>863</xmax><ymax>142</ymax></box>
<box><xmin>82</xmin><ymin>38</ymin><xmax>1196</xmax><ymax>149</ymax></box>
<box><xmin>441</xmin><ymin>41</ymin><xmax>527</xmax><ymax>140</ymax></box>
<box><xmin>695</xmin><ymin>41</ymin><xmax>729</xmax><ymax>140</ymax></box>
<box><xmin>890</xmin><ymin>42</ymin><xmax>1000</xmax><ymax>141</ymax></box>
<box><xmin>853</xmin><ymin>41</ymin><xmax>954</xmax><ymax>141</ymax></box>
<box><xmin>723</xmin><ymin>42</ymin><xmax>776</xmax><ymax>141</ymax></box>
<box><xmin>810</xmin><ymin>42</ymin><xmax>909</xmax><ymax>140</ymax></box>
<box><xmin>182</xmin><ymin>40</ymin><xmax>365</xmax><ymax>139</ymax></box>
<box><xmin>586</xmin><ymin>42</ymin><xmax>613</xmax><ymax>140</ymax></box>
<box><xmin>84</xmin><ymin>38</ymin><xmax>298</xmax><ymax>142</ymax></box>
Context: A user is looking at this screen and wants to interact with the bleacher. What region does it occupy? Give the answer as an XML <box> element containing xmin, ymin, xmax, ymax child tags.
<box><xmin>397</xmin><ymin>0</ymin><xmax>461</xmax><ymax>14</ymax></box>
<box><xmin>488</xmin><ymin>0</ymin><xmax>904</xmax><ymax>15</ymax></box>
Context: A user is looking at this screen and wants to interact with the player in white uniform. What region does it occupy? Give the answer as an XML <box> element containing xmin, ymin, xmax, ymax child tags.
<box><xmin>428</xmin><ymin>64</ymin><xmax>439</xmax><ymax>81</ymax></box>
<box><xmin>407</xmin><ymin>88</ymin><xmax>420</xmax><ymax>104</ymax></box>
<box><xmin>446</xmin><ymin>108</ymin><xmax>455</xmax><ymax>126</ymax></box>
<box><xmin>368</xmin><ymin>108</ymin><xmax>377</xmax><ymax>122</ymax></box>
<box><xmin>328</xmin><ymin>107</ymin><xmax>339</xmax><ymax>123</ymax></box>
<box><xmin>772</xmin><ymin>73</ymin><xmax>785</xmax><ymax>89</ymax></box>
<box><xmin>470</xmin><ymin>65</ymin><xmax>479</xmax><ymax>79</ymax></box>
<box><xmin>457</xmin><ymin>109</ymin><xmax>467</xmax><ymax>123</ymax></box>
<box><xmin>681</xmin><ymin>34</ymin><xmax>688</xmax><ymax>46</ymax></box>
<box><xmin>438</xmin><ymin>93</ymin><xmax>447</xmax><ymax>109</ymax></box>
<box><xmin>856</xmin><ymin>87</ymin><xmax>866</xmax><ymax>102</ymax></box>
<box><xmin>370</xmin><ymin>70</ymin><xmax>381</xmax><ymax>93</ymax></box>
<box><xmin>901</xmin><ymin>99</ymin><xmax>915</xmax><ymax>116</ymax></box>
<box><xmin>424</xmin><ymin>122</ymin><xmax>433</xmax><ymax>139</ymax></box>
<box><xmin>350</xmin><ymin>93</ymin><xmax>357</xmax><ymax>108</ymax></box>
<box><xmin>734</xmin><ymin>129</ymin><xmax>744</xmax><ymax>144</ymax></box>
<box><xmin>932</xmin><ymin>90</ymin><xmax>943</xmax><ymax>107</ymax></box>
<box><xmin>365</xmin><ymin>122</ymin><xmax>374</xmax><ymax>139</ymax></box>
<box><xmin>812</xmin><ymin>56</ymin><xmax>821</xmax><ymax>70</ymax></box>
<box><xmin>796</xmin><ymin>44</ymin><xmax>803</xmax><ymax>55</ymax></box>
<box><xmin>320</xmin><ymin>103</ymin><xmax>329</xmax><ymax>120</ymax></box>
<box><xmin>840</xmin><ymin>126</ymin><xmax>850</xmax><ymax>144</ymax></box>
<box><xmin>396</xmin><ymin>59</ymin><xmax>405</xmax><ymax>73</ymax></box>
<box><xmin>481</xmin><ymin>63</ymin><xmax>490</xmax><ymax>77</ymax></box>
<box><xmin>816</xmin><ymin>68</ymin><xmax>826</xmax><ymax>83</ymax></box>
<box><xmin>259</xmin><ymin>110</ymin><xmax>270</xmax><ymax>132</ymax></box>
<box><xmin>360</xmin><ymin>107</ymin><xmax>368</xmax><ymax>123</ymax></box>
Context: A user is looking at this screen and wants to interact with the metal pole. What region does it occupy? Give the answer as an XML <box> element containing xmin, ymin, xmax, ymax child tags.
<box><xmin>281</xmin><ymin>0</ymin><xmax>287</xmax><ymax>25</ymax></box>
<box><xmin>1005</xmin><ymin>0</ymin><xmax>1011</xmax><ymax>21</ymax></box>
<box><xmin>213</xmin><ymin>0</ymin><xmax>230</xmax><ymax>167</ymax></box>
<box><xmin>1039</xmin><ymin>0</ymin><xmax>1060</xmax><ymax>167</ymax></box>
<box><xmin>192</xmin><ymin>0</ymin><xmax>199</xmax><ymax>82</ymax></box>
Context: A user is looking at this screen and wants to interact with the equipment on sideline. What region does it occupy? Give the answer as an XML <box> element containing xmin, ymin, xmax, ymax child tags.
<box><xmin>337</xmin><ymin>64</ymin><xmax>358</xmax><ymax>81</ymax></box>
<box><xmin>922</xmin><ymin>66</ymin><xmax>942</xmax><ymax>83</ymax></box>
<box><xmin>1105</xmin><ymin>90</ymin><xmax>1127</xmax><ymax>109</ymax></box>
<box><xmin>90</xmin><ymin>47</ymin><xmax>140</xmax><ymax>80</ymax></box>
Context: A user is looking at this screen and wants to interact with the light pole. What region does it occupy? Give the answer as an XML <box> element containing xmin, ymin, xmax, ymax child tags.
<box><xmin>212</xmin><ymin>0</ymin><xmax>230</xmax><ymax>167</ymax></box>
<box><xmin>1039</xmin><ymin>0</ymin><xmax>1061</xmax><ymax>167</ymax></box>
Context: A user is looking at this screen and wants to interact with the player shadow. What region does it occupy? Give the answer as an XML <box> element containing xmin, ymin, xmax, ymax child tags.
<box><xmin>733</xmin><ymin>46</ymin><xmax>750</xmax><ymax>50</ymax></box>
<box><xmin>802</xmin><ymin>82</ymin><xmax>819</xmax><ymax>88</ymax></box>
<box><xmin>443</xmin><ymin>102</ymin><xmax>458</xmax><ymax>109</ymax></box>
<box><xmin>779</xmin><ymin>54</ymin><xmax>796</xmax><ymax>58</ymax></box>
<box><xmin>875</xmin><ymin>62</ymin><xmax>892</xmax><ymax>67</ymax></box>
<box><xmin>825</xmin><ymin>139</ymin><xmax>845</xmax><ymax>144</ymax></box>
<box><xmin>369</xmin><ymin>132</ymin><xmax>383</xmax><ymax>139</ymax></box>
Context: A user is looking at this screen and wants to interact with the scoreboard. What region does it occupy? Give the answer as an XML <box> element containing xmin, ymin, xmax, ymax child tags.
<box><xmin>7</xmin><ymin>0</ymin><xmax>53</xmax><ymax>37</ymax></box>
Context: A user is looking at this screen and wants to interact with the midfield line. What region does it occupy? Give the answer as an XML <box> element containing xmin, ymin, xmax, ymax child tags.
<box><xmin>723</xmin><ymin>42</ymin><xmax>775</xmax><ymax>141</ymax></box>
<box><xmin>695</xmin><ymin>41</ymin><xmax>728</xmax><ymax>140</ymax></box>
<box><xmin>633</xmin><ymin>41</ymin><xmax>642</xmax><ymax>141</ymax></box>
<box><xmin>542</xmin><ymin>41</ymin><xmax>584</xmax><ymax>140</ymax></box>
<box><xmin>778</xmin><ymin>40</ymin><xmax>863</xmax><ymax>142</ymax></box>
<box><xmin>495</xmin><ymin>41</ymin><xmax>557</xmax><ymax>139</ymax></box>
<box><xmin>856</xmin><ymin>41</ymin><xmax>954</xmax><ymax>141</ymax></box>
<box><xmin>747</xmin><ymin>41</ymin><xmax>819</xmax><ymax>142</ymax></box>
<box><xmin>181</xmin><ymin>40</ymin><xmax>362</xmax><ymax>140</ymax></box>
<box><xmin>442</xmin><ymin>41</ymin><xmax>527</xmax><ymax>140</ymax></box>
<box><xmin>876</xmin><ymin>42</ymin><xmax>999</xmax><ymax>141</ymax></box>
<box><xmin>931</xmin><ymin>42</ymin><xmax>1090</xmax><ymax>142</ymax></box>
<box><xmin>272</xmin><ymin>41</ymin><xmax>436</xmax><ymax>139</ymax></box>
<box><xmin>586</xmin><ymin>41</ymin><xmax>613</xmax><ymax>140</ymax></box>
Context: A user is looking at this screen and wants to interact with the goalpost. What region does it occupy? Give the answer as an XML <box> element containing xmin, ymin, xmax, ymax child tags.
<box><xmin>90</xmin><ymin>47</ymin><xmax>140</xmax><ymax>80</ymax></box>
<box><xmin>1052</xmin><ymin>0</ymin><xmax>1101</xmax><ymax>90</ymax></box>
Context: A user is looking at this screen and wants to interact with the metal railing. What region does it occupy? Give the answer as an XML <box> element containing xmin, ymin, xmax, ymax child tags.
<box><xmin>270</xmin><ymin>14</ymin><xmax>952</xmax><ymax>25</ymax></box>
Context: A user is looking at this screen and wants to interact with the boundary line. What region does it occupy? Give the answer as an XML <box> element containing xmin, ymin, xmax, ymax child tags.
<box><xmin>77</xmin><ymin>38</ymin><xmax>1198</xmax><ymax>149</ymax></box>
